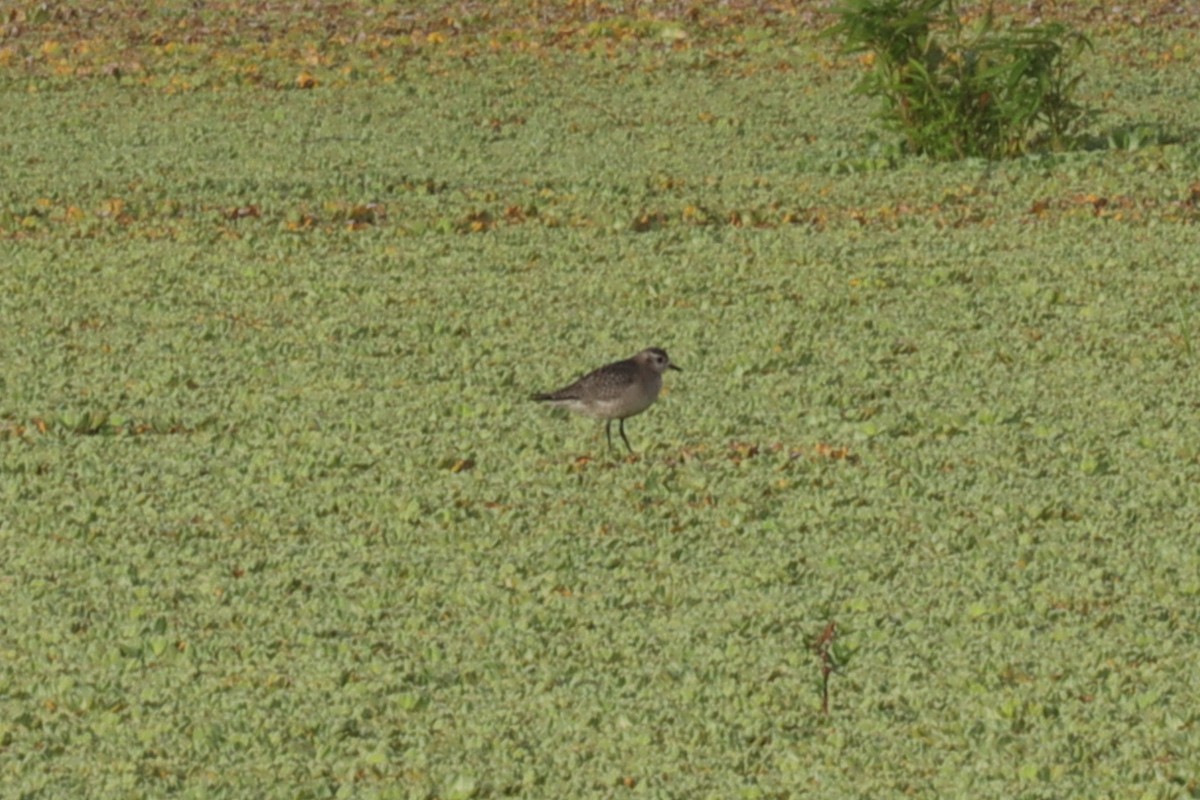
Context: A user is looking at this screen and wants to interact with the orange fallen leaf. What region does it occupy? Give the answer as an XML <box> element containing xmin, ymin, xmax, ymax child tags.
<box><xmin>286</xmin><ymin>214</ymin><xmax>318</xmax><ymax>231</ymax></box>
<box><xmin>814</xmin><ymin>442</ymin><xmax>857</xmax><ymax>462</ymax></box>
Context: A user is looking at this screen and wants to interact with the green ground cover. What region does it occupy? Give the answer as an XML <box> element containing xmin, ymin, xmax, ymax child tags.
<box><xmin>2</xmin><ymin>2</ymin><xmax>1199</xmax><ymax>797</ymax></box>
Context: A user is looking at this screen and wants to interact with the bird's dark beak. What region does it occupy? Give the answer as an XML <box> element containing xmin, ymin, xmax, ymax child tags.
<box><xmin>669</xmin><ymin>364</ymin><xmax>682</xmax><ymax>372</ymax></box>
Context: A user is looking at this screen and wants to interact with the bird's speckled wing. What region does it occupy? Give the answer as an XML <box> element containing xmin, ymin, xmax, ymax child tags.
<box><xmin>536</xmin><ymin>357</ymin><xmax>639</xmax><ymax>402</ymax></box>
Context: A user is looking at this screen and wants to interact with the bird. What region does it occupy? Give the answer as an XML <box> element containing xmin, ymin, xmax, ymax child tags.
<box><xmin>532</xmin><ymin>347</ymin><xmax>682</xmax><ymax>453</ymax></box>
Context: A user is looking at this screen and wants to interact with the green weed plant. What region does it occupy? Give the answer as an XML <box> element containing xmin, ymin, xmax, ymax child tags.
<box><xmin>829</xmin><ymin>0</ymin><xmax>1093</xmax><ymax>159</ymax></box>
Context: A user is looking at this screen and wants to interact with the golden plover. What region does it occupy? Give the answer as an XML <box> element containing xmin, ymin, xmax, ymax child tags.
<box><xmin>532</xmin><ymin>347</ymin><xmax>682</xmax><ymax>452</ymax></box>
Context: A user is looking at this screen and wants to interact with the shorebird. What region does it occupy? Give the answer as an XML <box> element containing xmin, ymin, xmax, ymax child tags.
<box><xmin>532</xmin><ymin>347</ymin><xmax>682</xmax><ymax>453</ymax></box>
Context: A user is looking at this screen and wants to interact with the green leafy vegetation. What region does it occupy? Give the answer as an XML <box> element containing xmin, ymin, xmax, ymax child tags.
<box><xmin>829</xmin><ymin>0</ymin><xmax>1094</xmax><ymax>158</ymax></box>
<box><xmin>2</xmin><ymin>2</ymin><xmax>1200</xmax><ymax>798</ymax></box>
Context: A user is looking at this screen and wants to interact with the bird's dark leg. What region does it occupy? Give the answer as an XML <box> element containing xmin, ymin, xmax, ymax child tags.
<box><xmin>605</xmin><ymin>419</ymin><xmax>614</xmax><ymax>451</ymax></box>
<box><xmin>618</xmin><ymin>418</ymin><xmax>633</xmax><ymax>453</ymax></box>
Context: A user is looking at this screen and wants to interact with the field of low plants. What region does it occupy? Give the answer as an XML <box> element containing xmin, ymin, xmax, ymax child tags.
<box><xmin>2</xmin><ymin>1</ymin><xmax>1199</xmax><ymax>797</ymax></box>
